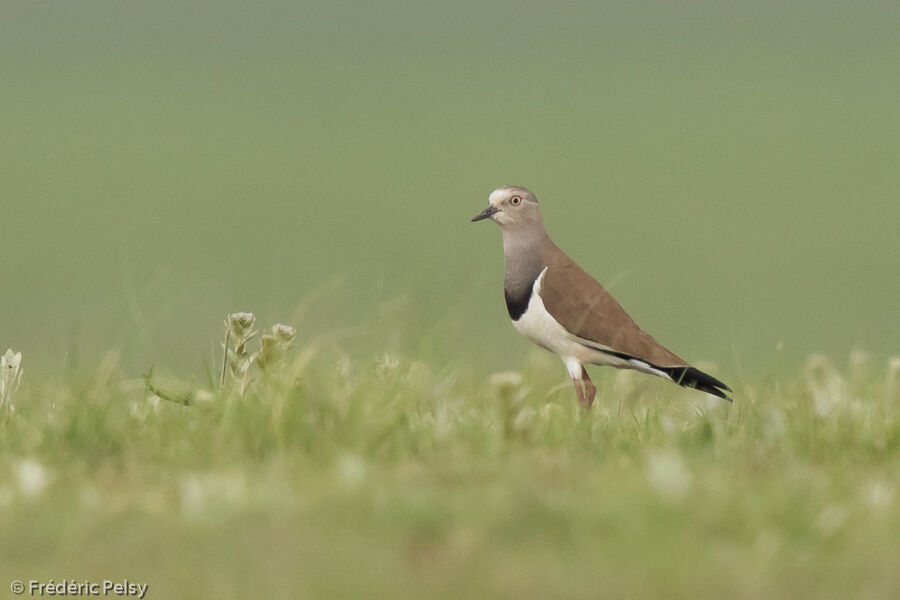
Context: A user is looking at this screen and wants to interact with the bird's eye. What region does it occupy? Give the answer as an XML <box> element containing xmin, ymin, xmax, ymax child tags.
<box><xmin>510</xmin><ymin>196</ymin><xmax>522</xmax><ymax>206</ymax></box>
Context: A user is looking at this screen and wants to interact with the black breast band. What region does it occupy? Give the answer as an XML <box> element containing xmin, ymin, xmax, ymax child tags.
<box><xmin>505</xmin><ymin>273</ymin><xmax>540</xmax><ymax>321</ymax></box>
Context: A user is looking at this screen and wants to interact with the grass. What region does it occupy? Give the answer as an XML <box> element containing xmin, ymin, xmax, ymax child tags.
<box><xmin>2</xmin><ymin>321</ymin><xmax>899</xmax><ymax>599</ymax></box>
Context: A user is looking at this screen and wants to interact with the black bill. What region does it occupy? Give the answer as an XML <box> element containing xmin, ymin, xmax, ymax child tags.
<box><xmin>471</xmin><ymin>206</ymin><xmax>500</xmax><ymax>222</ymax></box>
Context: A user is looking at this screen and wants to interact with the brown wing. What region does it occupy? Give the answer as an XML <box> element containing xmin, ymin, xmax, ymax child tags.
<box><xmin>540</xmin><ymin>253</ymin><xmax>688</xmax><ymax>368</ymax></box>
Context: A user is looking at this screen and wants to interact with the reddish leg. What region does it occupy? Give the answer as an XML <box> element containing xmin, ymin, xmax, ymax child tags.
<box><xmin>572</xmin><ymin>378</ymin><xmax>590</xmax><ymax>409</ymax></box>
<box><xmin>581</xmin><ymin>366</ymin><xmax>597</xmax><ymax>409</ymax></box>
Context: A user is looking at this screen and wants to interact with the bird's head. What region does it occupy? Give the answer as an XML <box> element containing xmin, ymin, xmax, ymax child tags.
<box><xmin>471</xmin><ymin>186</ymin><xmax>542</xmax><ymax>229</ymax></box>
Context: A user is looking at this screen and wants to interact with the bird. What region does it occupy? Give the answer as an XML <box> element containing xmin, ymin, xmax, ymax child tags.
<box><xmin>472</xmin><ymin>186</ymin><xmax>731</xmax><ymax>408</ymax></box>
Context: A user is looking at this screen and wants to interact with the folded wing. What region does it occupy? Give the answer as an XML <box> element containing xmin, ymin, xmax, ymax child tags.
<box><xmin>539</xmin><ymin>254</ymin><xmax>688</xmax><ymax>368</ymax></box>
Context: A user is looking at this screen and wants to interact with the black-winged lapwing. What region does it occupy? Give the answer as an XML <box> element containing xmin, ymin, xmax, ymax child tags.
<box><xmin>472</xmin><ymin>186</ymin><xmax>731</xmax><ymax>408</ymax></box>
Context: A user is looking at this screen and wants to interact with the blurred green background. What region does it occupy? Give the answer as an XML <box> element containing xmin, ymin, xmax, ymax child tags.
<box><xmin>2</xmin><ymin>0</ymin><xmax>898</xmax><ymax>380</ymax></box>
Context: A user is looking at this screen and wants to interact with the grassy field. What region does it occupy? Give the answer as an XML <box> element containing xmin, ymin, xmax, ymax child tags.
<box><xmin>2</xmin><ymin>1</ymin><xmax>900</xmax><ymax>598</ymax></box>
<box><xmin>2</xmin><ymin>319</ymin><xmax>900</xmax><ymax>598</ymax></box>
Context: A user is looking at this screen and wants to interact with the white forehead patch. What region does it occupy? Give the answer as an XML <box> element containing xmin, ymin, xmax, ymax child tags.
<box><xmin>489</xmin><ymin>188</ymin><xmax>510</xmax><ymax>206</ymax></box>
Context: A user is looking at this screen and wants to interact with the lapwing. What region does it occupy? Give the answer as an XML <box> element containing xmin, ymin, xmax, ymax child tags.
<box><xmin>472</xmin><ymin>186</ymin><xmax>731</xmax><ymax>408</ymax></box>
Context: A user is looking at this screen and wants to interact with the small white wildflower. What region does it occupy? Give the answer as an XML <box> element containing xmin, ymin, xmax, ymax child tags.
<box><xmin>646</xmin><ymin>450</ymin><xmax>692</xmax><ymax>502</ymax></box>
<box><xmin>335</xmin><ymin>454</ymin><xmax>367</xmax><ymax>490</ymax></box>
<box><xmin>804</xmin><ymin>355</ymin><xmax>846</xmax><ymax>417</ymax></box>
<box><xmin>146</xmin><ymin>394</ymin><xmax>162</xmax><ymax>412</ymax></box>
<box><xmin>272</xmin><ymin>323</ymin><xmax>296</xmax><ymax>343</ymax></box>
<box><xmin>16</xmin><ymin>459</ymin><xmax>53</xmax><ymax>499</ymax></box>
<box><xmin>179</xmin><ymin>476</ymin><xmax>206</xmax><ymax>517</ymax></box>
<box><xmin>376</xmin><ymin>354</ymin><xmax>400</xmax><ymax>370</ymax></box>
<box><xmin>432</xmin><ymin>404</ymin><xmax>457</xmax><ymax>441</ymax></box>
<box><xmin>375</xmin><ymin>354</ymin><xmax>401</xmax><ymax>379</ymax></box>
<box><xmin>659</xmin><ymin>414</ymin><xmax>678</xmax><ymax>435</ymax></box>
<box><xmin>861</xmin><ymin>480</ymin><xmax>894</xmax><ymax>513</ymax></box>
<box><xmin>488</xmin><ymin>371</ymin><xmax>523</xmax><ymax>389</ymax></box>
<box><xmin>255</xmin><ymin>324</ymin><xmax>297</xmax><ymax>372</ymax></box>
<box><xmin>179</xmin><ymin>472</ymin><xmax>247</xmax><ymax>518</ymax></box>
<box><xmin>488</xmin><ymin>371</ymin><xmax>526</xmax><ymax>402</ymax></box>
<box><xmin>227</xmin><ymin>312</ymin><xmax>256</xmax><ymax>336</ymax></box>
<box><xmin>193</xmin><ymin>389</ymin><xmax>216</xmax><ymax>409</ymax></box>
<box><xmin>129</xmin><ymin>400</ymin><xmax>146</xmax><ymax>420</ymax></box>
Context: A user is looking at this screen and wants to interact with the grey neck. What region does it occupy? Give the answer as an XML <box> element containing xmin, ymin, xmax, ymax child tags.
<box><xmin>502</xmin><ymin>224</ymin><xmax>553</xmax><ymax>298</ymax></box>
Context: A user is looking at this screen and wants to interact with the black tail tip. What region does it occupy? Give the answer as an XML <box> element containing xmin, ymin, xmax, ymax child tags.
<box><xmin>660</xmin><ymin>366</ymin><xmax>732</xmax><ymax>401</ymax></box>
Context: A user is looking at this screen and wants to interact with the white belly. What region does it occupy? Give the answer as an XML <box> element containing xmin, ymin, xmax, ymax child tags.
<box><xmin>513</xmin><ymin>270</ymin><xmax>582</xmax><ymax>356</ymax></box>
